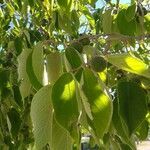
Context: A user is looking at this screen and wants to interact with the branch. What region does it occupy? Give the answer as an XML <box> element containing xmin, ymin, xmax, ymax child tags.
<box><xmin>71</xmin><ymin>33</ymin><xmax>150</xmax><ymax>43</ymax></box>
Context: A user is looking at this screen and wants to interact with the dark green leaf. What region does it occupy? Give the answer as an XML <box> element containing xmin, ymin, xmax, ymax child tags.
<box><xmin>65</xmin><ymin>47</ymin><xmax>82</xmax><ymax>70</ymax></box>
<box><xmin>117</xmin><ymin>9</ymin><xmax>136</xmax><ymax>35</ymax></box>
<box><xmin>7</xmin><ymin>108</ymin><xmax>21</xmax><ymax>138</ymax></box>
<box><xmin>117</xmin><ymin>81</ymin><xmax>148</xmax><ymax>135</ymax></box>
<box><xmin>125</xmin><ymin>3</ymin><xmax>136</xmax><ymax>22</ymax></box>
<box><xmin>14</xmin><ymin>37</ymin><xmax>22</xmax><ymax>56</ymax></box>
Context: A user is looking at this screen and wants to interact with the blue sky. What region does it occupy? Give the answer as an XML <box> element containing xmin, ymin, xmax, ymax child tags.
<box><xmin>96</xmin><ymin>0</ymin><xmax>130</xmax><ymax>8</ymax></box>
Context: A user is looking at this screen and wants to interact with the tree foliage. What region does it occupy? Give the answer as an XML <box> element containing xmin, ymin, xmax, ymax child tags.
<box><xmin>0</xmin><ymin>0</ymin><xmax>150</xmax><ymax>149</ymax></box>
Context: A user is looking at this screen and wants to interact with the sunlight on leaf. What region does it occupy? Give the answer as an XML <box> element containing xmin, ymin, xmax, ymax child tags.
<box><xmin>60</xmin><ymin>79</ymin><xmax>76</xmax><ymax>102</ymax></box>
<box><xmin>106</xmin><ymin>53</ymin><xmax>150</xmax><ymax>79</ymax></box>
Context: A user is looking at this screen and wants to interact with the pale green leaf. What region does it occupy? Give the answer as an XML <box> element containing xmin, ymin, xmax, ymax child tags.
<box><xmin>46</xmin><ymin>52</ymin><xmax>63</xmax><ymax>84</ymax></box>
<box><xmin>26</xmin><ymin>52</ymin><xmax>43</xmax><ymax>90</ymax></box>
<box><xmin>52</xmin><ymin>118</ymin><xmax>73</xmax><ymax>150</ymax></box>
<box><xmin>102</xmin><ymin>9</ymin><xmax>113</xmax><ymax>33</ymax></box>
<box><xmin>31</xmin><ymin>85</ymin><xmax>53</xmax><ymax>149</ymax></box>
<box><xmin>17</xmin><ymin>48</ymin><xmax>31</xmax><ymax>98</ymax></box>
<box><xmin>106</xmin><ymin>53</ymin><xmax>150</xmax><ymax>79</ymax></box>
<box><xmin>32</xmin><ymin>42</ymin><xmax>44</xmax><ymax>85</ymax></box>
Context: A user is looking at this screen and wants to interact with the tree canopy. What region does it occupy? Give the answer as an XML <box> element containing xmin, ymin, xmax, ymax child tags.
<box><xmin>0</xmin><ymin>0</ymin><xmax>150</xmax><ymax>149</ymax></box>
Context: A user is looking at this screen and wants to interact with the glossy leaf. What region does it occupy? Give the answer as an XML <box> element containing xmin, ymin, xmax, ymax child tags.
<box><xmin>52</xmin><ymin>73</ymin><xmax>79</xmax><ymax>138</ymax></box>
<box><xmin>31</xmin><ymin>85</ymin><xmax>53</xmax><ymax>149</ymax></box>
<box><xmin>106</xmin><ymin>53</ymin><xmax>150</xmax><ymax>79</ymax></box>
<box><xmin>81</xmin><ymin>68</ymin><xmax>113</xmax><ymax>138</ymax></box>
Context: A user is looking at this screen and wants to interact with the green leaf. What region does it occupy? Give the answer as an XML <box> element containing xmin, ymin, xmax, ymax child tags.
<box><xmin>12</xmin><ymin>85</ymin><xmax>23</xmax><ymax>107</ymax></box>
<box><xmin>71</xmin><ymin>10</ymin><xmax>80</xmax><ymax>31</ymax></box>
<box><xmin>102</xmin><ymin>9</ymin><xmax>113</xmax><ymax>33</ymax></box>
<box><xmin>125</xmin><ymin>3</ymin><xmax>136</xmax><ymax>22</ymax></box>
<box><xmin>117</xmin><ymin>9</ymin><xmax>136</xmax><ymax>35</ymax></box>
<box><xmin>52</xmin><ymin>118</ymin><xmax>73</xmax><ymax>150</ymax></box>
<box><xmin>46</xmin><ymin>52</ymin><xmax>63</xmax><ymax>84</ymax></box>
<box><xmin>81</xmin><ymin>68</ymin><xmax>112</xmax><ymax>138</ymax></box>
<box><xmin>32</xmin><ymin>42</ymin><xmax>44</xmax><ymax>85</ymax></box>
<box><xmin>57</xmin><ymin>0</ymin><xmax>73</xmax><ymax>11</ymax></box>
<box><xmin>26</xmin><ymin>52</ymin><xmax>43</xmax><ymax>90</ymax></box>
<box><xmin>28</xmin><ymin>0</ymin><xmax>34</xmax><ymax>7</ymax></box>
<box><xmin>112</xmin><ymin>98</ymin><xmax>136</xmax><ymax>149</ymax></box>
<box><xmin>18</xmin><ymin>48</ymin><xmax>31</xmax><ymax>98</ymax></box>
<box><xmin>65</xmin><ymin>47</ymin><xmax>82</xmax><ymax>70</ymax></box>
<box><xmin>0</xmin><ymin>69</ymin><xmax>10</xmax><ymax>89</ymax></box>
<box><xmin>52</xmin><ymin>73</ymin><xmax>79</xmax><ymax>138</ymax></box>
<box><xmin>31</xmin><ymin>85</ymin><xmax>53</xmax><ymax>149</ymax></box>
<box><xmin>7</xmin><ymin>108</ymin><xmax>21</xmax><ymax>138</ymax></box>
<box><xmin>58</xmin><ymin>13</ymin><xmax>75</xmax><ymax>35</ymax></box>
<box><xmin>117</xmin><ymin>81</ymin><xmax>148</xmax><ymax>135</ymax></box>
<box><xmin>136</xmin><ymin>120</ymin><xmax>149</xmax><ymax>140</ymax></box>
<box><xmin>106</xmin><ymin>53</ymin><xmax>150</xmax><ymax>79</ymax></box>
<box><xmin>14</xmin><ymin>37</ymin><xmax>22</xmax><ymax>56</ymax></box>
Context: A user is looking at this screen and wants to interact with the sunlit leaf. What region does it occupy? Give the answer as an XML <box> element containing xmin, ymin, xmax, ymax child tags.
<box><xmin>81</xmin><ymin>68</ymin><xmax>113</xmax><ymax>138</ymax></box>
<box><xmin>106</xmin><ymin>53</ymin><xmax>150</xmax><ymax>79</ymax></box>
<box><xmin>52</xmin><ymin>73</ymin><xmax>79</xmax><ymax>139</ymax></box>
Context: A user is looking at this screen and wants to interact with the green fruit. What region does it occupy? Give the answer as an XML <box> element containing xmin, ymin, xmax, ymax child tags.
<box><xmin>70</xmin><ymin>42</ymin><xmax>83</xmax><ymax>53</ymax></box>
<box><xmin>90</xmin><ymin>56</ymin><xmax>106</xmax><ymax>72</ymax></box>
